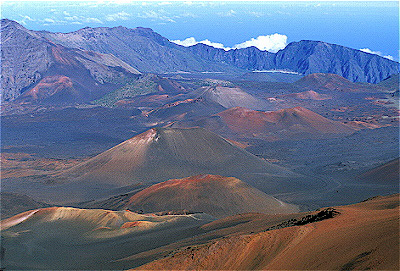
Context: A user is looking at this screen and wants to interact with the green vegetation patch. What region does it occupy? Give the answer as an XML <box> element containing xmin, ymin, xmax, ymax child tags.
<box><xmin>93</xmin><ymin>76</ymin><xmax>159</xmax><ymax>107</ymax></box>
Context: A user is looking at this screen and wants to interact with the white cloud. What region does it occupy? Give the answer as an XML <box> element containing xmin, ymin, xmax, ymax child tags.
<box><xmin>64</xmin><ymin>14</ymin><xmax>103</xmax><ymax>24</ymax></box>
<box><xmin>65</xmin><ymin>15</ymin><xmax>80</xmax><ymax>21</ymax></box>
<box><xmin>199</xmin><ymin>39</ymin><xmax>228</xmax><ymax>50</ymax></box>
<box><xmin>248</xmin><ymin>11</ymin><xmax>264</xmax><ymax>17</ymax></box>
<box><xmin>171</xmin><ymin>37</ymin><xmax>197</xmax><ymax>47</ymax></box>
<box><xmin>85</xmin><ymin>17</ymin><xmax>103</xmax><ymax>24</ymax></box>
<box><xmin>360</xmin><ymin>48</ymin><xmax>394</xmax><ymax>61</ymax></box>
<box><xmin>217</xmin><ymin>9</ymin><xmax>236</xmax><ymax>17</ymax></box>
<box><xmin>42</xmin><ymin>18</ymin><xmax>56</xmax><ymax>24</ymax></box>
<box><xmin>171</xmin><ymin>37</ymin><xmax>231</xmax><ymax>51</ymax></box>
<box><xmin>158</xmin><ymin>1</ymin><xmax>172</xmax><ymax>5</ymax></box>
<box><xmin>180</xmin><ymin>12</ymin><xmax>198</xmax><ymax>18</ymax></box>
<box><xmin>233</xmin><ymin>34</ymin><xmax>288</xmax><ymax>53</ymax></box>
<box><xmin>138</xmin><ymin>10</ymin><xmax>175</xmax><ymax>22</ymax></box>
<box><xmin>105</xmin><ymin>11</ymin><xmax>131</xmax><ymax>21</ymax></box>
<box><xmin>17</xmin><ymin>15</ymin><xmax>35</xmax><ymax>25</ymax></box>
<box><xmin>171</xmin><ymin>33</ymin><xmax>288</xmax><ymax>53</ymax></box>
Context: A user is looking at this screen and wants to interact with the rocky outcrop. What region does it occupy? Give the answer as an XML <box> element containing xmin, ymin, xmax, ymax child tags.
<box><xmin>1</xmin><ymin>19</ymin><xmax>140</xmax><ymax>103</ymax></box>
<box><xmin>274</xmin><ymin>41</ymin><xmax>399</xmax><ymax>83</ymax></box>
<box><xmin>1</xmin><ymin>19</ymin><xmax>53</xmax><ymax>101</ymax></box>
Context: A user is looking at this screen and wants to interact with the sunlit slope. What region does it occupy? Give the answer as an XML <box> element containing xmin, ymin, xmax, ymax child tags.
<box><xmin>217</xmin><ymin>106</ymin><xmax>355</xmax><ymax>139</ymax></box>
<box><xmin>56</xmin><ymin>128</ymin><xmax>300</xmax><ymax>196</ymax></box>
<box><xmin>120</xmin><ymin>174</ymin><xmax>299</xmax><ymax>218</ymax></box>
<box><xmin>0</xmin><ymin>207</ymin><xmax>214</xmax><ymax>270</ymax></box>
<box><xmin>136</xmin><ymin>194</ymin><xmax>399</xmax><ymax>270</ymax></box>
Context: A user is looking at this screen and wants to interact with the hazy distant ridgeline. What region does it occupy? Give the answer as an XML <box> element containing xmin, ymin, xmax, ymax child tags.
<box><xmin>1</xmin><ymin>18</ymin><xmax>399</xmax><ymax>102</ymax></box>
<box><xmin>42</xmin><ymin>23</ymin><xmax>399</xmax><ymax>83</ymax></box>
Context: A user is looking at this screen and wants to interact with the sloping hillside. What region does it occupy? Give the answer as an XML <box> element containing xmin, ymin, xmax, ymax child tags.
<box><xmin>357</xmin><ymin>158</ymin><xmax>400</xmax><ymax>185</ymax></box>
<box><xmin>53</xmin><ymin>128</ymin><xmax>297</xmax><ymax>196</ymax></box>
<box><xmin>1</xmin><ymin>19</ymin><xmax>140</xmax><ymax>103</ymax></box>
<box><xmin>136</xmin><ymin>194</ymin><xmax>400</xmax><ymax>270</ymax></box>
<box><xmin>174</xmin><ymin>106</ymin><xmax>356</xmax><ymax>141</ymax></box>
<box><xmin>119</xmin><ymin>174</ymin><xmax>299</xmax><ymax>218</ymax></box>
<box><xmin>0</xmin><ymin>207</ymin><xmax>214</xmax><ymax>270</ymax></box>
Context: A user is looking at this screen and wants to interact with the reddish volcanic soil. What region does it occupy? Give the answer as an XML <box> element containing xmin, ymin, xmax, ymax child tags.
<box><xmin>216</xmin><ymin>106</ymin><xmax>355</xmax><ymax>139</ymax></box>
<box><xmin>135</xmin><ymin>194</ymin><xmax>400</xmax><ymax>270</ymax></box>
<box><xmin>296</xmin><ymin>73</ymin><xmax>385</xmax><ymax>92</ymax></box>
<box><xmin>281</xmin><ymin>90</ymin><xmax>331</xmax><ymax>100</ymax></box>
<box><xmin>19</xmin><ymin>75</ymin><xmax>76</xmax><ymax>101</ymax></box>
<box><xmin>51</xmin><ymin>127</ymin><xmax>297</xmax><ymax>196</ymax></box>
<box><xmin>123</xmin><ymin>174</ymin><xmax>299</xmax><ymax>218</ymax></box>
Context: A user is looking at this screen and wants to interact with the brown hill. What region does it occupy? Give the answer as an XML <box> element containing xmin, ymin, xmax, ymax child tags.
<box><xmin>174</xmin><ymin>106</ymin><xmax>356</xmax><ymax>141</ymax></box>
<box><xmin>147</xmin><ymin>85</ymin><xmax>270</xmax><ymax>125</ymax></box>
<box><xmin>148</xmin><ymin>97</ymin><xmax>226</xmax><ymax>123</ymax></box>
<box><xmin>0</xmin><ymin>207</ymin><xmax>214</xmax><ymax>270</ymax></box>
<box><xmin>281</xmin><ymin>90</ymin><xmax>331</xmax><ymax>100</ymax></box>
<box><xmin>59</xmin><ymin>127</ymin><xmax>293</xmax><ymax>186</ymax></box>
<box><xmin>17</xmin><ymin>45</ymin><xmax>140</xmax><ymax>104</ymax></box>
<box><xmin>17</xmin><ymin>127</ymin><xmax>301</xmax><ymax>204</ymax></box>
<box><xmin>357</xmin><ymin>158</ymin><xmax>399</xmax><ymax>185</ymax></box>
<box><xmin>119</xmin><ymin>174</ymin><xmax>299</xmax><ymax>218</ymax></box>
<box><xmin>3</xmin><ymin>195</ymin><xmax>397</xmax><ymax>270</ymax></box>
<box><xmin>295</xmin><ymin>73</ymin><xmax>385</xmax><ymax>92</ymax></box>
<box><xmin>136</xmin><ymin>194</ymin><xmax>400</xmax><ymax>270</ymax></box>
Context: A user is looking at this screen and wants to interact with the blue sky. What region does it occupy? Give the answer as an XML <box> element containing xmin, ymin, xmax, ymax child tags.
<box><xmin>2</xmin><ymin>1</ymin><xmax>398</xmax><ymax>60</ymax></box>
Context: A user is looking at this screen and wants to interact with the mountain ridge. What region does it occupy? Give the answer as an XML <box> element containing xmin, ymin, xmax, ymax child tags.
<box><xmin>1</xmin><ymin>19</ymin><xmax>141</xmax><ymax>102</ymax></box>
<box><xmin>2</xmin><ymin>19</ymin><xmax>397</xmax><ymax>98</ymax></box>
<box><xmin>186</xmin><ymin>39</ymin><xmax>398</xmax><ymax>83</ymax></box>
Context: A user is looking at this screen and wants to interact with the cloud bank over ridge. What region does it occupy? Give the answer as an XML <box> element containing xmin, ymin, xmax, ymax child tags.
<box><xmin>360</xmin><ymin>48</ymin><xmax>394</xmax><ymax>61</ymax></box>
<box><xmin>171</xmin><ymin>34</ymin><xmax>288</xmax><ymax>53</ymax></box>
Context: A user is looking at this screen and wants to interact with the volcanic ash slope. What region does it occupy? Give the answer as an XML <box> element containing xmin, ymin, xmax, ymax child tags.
<box><xmin>136</xmin><ymin>194</ymin><xmax>400</xmax><ymax>271</ymax></box>
<box><xmin>116</xmin><ymin>174</ymin><xmax>299</xmax><ymax>218</ymax></box>
<box><xmin>54</xmin><ymin>128</ymin><xmax>300</xmax><ymax>200</ymax></box>
<box><xmin>0</xmin><ymin>207</ymin><xmax>214</xmax><ymax>270</ymax></box>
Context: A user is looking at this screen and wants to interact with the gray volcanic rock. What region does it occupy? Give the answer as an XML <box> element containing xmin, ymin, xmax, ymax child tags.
<box><xmin>38</xmin><ymin>22</ymin><xmax>398</xmax><ymax>83</ymax></box>
<box><xmin>273</xmin><ymin>40</ymin><xmax>399</xmax><ymax>83</ymax></box>
<box><xmin>187</xmin><ymin>44</ymin><xmax>275</xmax><ymax>70</ymax></box>
<box><xmin>40</xmin><ymin>25</ymin><xmax>239</xmax><ymax>74</ymax></box>
<box><xmin>1</xmin><ymin>19</ymin><xmax>52</xmax><ymax>101</ymax></box>
<box><xmin>1</xmin><ymin>19</ymin><xmax>140</xmax><ymax>103</ymax></box>
<box><xmin>188</xmin><ymin>41</ymin><xmax>398</xmax><ymax>83</ymax></box>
